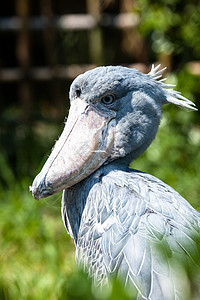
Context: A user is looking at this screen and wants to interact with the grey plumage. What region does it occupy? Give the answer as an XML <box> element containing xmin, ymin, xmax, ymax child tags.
<box><xmin>62</xmin><ymin>164</ymin><xmax>200</xmax><ymax>299</ymax></box>
<box><xmin>31</xmin><ymin>65</ymin><xmax>199</xmax><ymax>299</ymax></box>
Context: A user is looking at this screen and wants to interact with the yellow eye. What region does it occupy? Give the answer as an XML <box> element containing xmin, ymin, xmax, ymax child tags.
<box><xmin>101</xmin><ymin>94</ymin><xmax>115</xmax><ymax>106</ymax></box>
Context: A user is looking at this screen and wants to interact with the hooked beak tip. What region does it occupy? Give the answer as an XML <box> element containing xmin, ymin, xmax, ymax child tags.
<box><xmin>30</xmin><ymin>175</ymin><xmax>54</xmax><ymax>200</ymax></box>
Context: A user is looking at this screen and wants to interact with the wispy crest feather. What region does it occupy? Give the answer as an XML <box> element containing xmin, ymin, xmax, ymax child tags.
<box><xmin>149</xmin><ymin>64</ymin><xmax>197</xmax><ymax>111</ymax></box>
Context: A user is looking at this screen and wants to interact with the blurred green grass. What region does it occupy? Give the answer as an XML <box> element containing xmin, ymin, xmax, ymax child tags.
<box><xmin>0</xmin><ymin>184</ymin><xmax>76</xmax><ymax>300</ymax></box>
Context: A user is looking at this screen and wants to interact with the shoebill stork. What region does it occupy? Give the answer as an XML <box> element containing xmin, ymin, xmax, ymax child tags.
<box><xmin>30</xmin><ymin>65</ymin><xmax>200</xmax><ymax>299</ymax></box>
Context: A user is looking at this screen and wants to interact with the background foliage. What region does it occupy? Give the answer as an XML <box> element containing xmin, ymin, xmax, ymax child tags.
<box><xmin>0</xmin><ymin>0</ymin><xmax>200</xmax><ymax>299</ymax></box>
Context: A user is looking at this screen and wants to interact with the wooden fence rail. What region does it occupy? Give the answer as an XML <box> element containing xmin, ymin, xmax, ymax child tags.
<box><xmin>0</xmin><ymin>13</ymin><xmax>139</xmax><ymax>31</ymax></box>
<box><xmin>0</xmin><ymin>63</ymin><xmax>150</xmax><ymax>82</ymax></box>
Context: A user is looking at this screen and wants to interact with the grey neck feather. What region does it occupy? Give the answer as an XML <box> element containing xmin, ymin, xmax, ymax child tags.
<box><xmin>107</xmin><ymin>90</ymin><xmax>162</xmax><ymax>165</ymax></box>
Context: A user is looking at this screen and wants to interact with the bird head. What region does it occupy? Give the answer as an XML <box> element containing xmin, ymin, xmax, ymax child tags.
<box><xmin>30</xmin><ymin>65</ymin><xmax>196</xmax><ymax>200</ymax></box>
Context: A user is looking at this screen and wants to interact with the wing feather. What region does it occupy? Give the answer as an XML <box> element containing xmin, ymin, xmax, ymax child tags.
<box><xmin>63</xmin><ymin>167</ymin><xmax>200</xmax><ymax>298</ymax></box>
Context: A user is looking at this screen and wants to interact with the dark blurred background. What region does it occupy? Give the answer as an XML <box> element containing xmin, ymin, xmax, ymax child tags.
<box><xmin>0</xmin><ymin>0</ymin><xmax>200</xmax><ymax>299</ymax></box>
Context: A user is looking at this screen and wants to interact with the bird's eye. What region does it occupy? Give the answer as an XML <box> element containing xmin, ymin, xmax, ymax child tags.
<box><xmin>101</xmin><ymin>94</ymin><xmax>115</xmax><ymax>106</ymax></box>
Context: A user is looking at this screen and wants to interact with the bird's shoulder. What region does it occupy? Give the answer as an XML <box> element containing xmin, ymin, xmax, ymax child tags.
<box><xmin>86</xmin><ymin>165</ymin><xmax>200</xmax><ymax>229</ymax></box>
<box><xmin>76</xmin><ymin>165</ymin><xmax>200</xmax><ymax>298</ymax></box>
